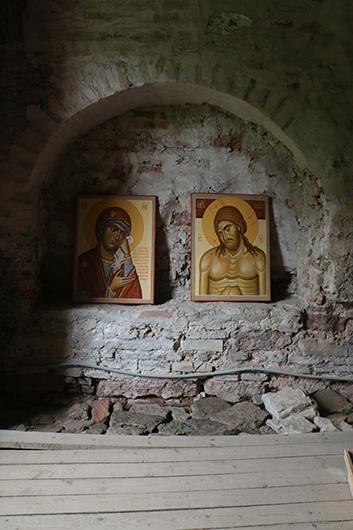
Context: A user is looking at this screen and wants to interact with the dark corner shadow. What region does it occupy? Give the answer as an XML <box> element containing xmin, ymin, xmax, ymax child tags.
<box><xmin>268</xmin><ymin>197</ymin><xmax>293</xmax><ymax>302</ymax></box>
<box><xmin>154</xmin><ymin>199</ymin><xmax>173</xmax><ymax>304</ymax></box>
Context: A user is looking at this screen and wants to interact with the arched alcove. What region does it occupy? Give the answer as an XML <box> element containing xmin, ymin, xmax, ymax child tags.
<box><xmin>38</xmin><ymin>96</ymin><xmax>314</xmax><ymax>306</ymax></box>
<box><xmin>32</xmin><ymin>82</ymin><xmax>318</xmax><ymax>302</ymax></box>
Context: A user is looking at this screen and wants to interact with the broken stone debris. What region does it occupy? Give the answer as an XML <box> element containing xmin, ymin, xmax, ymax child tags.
<box><xmin>261</xmin><ymin>388</ymin><xmax>314</xmax><ymax>419</ymax></box>
<box><xmin>312</xmin><ymin>389</ymin><xmax>353</xmax><ymax>415</ymax></box>
<box><xmin>215</xmin><ymin>401</ymin><xmax>269</xmax><ymax>433</ymax></box>
<box><xmin>191</xmin><ymin>396</ymin><xmax>231</xmax><ymax>419</ymax></box>
<box><xmin>89</xmin><ymin>397</ymin><xmax>111</xmax><ymax>423</ymax></box>
<box><xmin>267</xmin><ymin>415</ymin><xmax>316</xmax><ymax>435</ymax></box>
<box><xmin>261</xmin><ymin>387</ymin><xmax>352</xmax><ymax>435</ymax></box>
<box><xmin>2</xmin><ymin>387</ymin><xmax>353</xmax><ymax>436</ymax></box>
<box><xmin>313</xmin><ymin>416</ymin><xmax>338</xmax><ymax>432</ymax></box>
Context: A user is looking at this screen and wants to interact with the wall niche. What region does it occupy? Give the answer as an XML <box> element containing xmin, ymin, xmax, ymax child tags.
<box><xmin>39</xmin><ymin>103</ymin><xmax>310</xmax><ymax>305</ymax></box>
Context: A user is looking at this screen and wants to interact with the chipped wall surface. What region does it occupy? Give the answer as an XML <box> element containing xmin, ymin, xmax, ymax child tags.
<box><xmin>0</xmin><ymin>0</ymin><xmax>353</xmax><ymax>397</ymax></box>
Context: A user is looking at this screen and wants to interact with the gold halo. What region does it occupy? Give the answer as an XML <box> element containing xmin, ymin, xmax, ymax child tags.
<box><xmin>83</xmin><ymin>198</ymin><xmax>143</xmax><ymax>252</ymax></box>
<box><xmin>202</xmin><ymin>196</ymin><xmax>259</xmax><ymax>247</ymax></box>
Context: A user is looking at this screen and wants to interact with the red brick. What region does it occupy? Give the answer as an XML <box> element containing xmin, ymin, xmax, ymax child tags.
<box><xmin>163</xmin><ymin>131</ymin><xmax>187</xmax><ymax>148</ymax></box>
<box><xmin>213</xmin><ymin>133</ymin><xmax>242</xmax><ymax>151</ymax></box>
<box><xmin>137</xmin><ymin>163</ymin><xmax>162</xmax><ymax>173</ymax></box>
<box><xmin>306</xmin><ymin>311</ymin><xmax>346</xmax><ymax>333</ymax></box>
<box><xmin>109</xmin><ymin>162</ymin><xmax>132</xmax><ymax>182</ymax></box>
<box><xmin>90</xmin><ymin>397</ymin><xmax>111</xmax><ymax>423</ymax></box>
<box><xmin>135</xmin><ymin>111</ymin><xmax>157</xmax><ymax>119</ymax></box>
<box><xmin>137</xmin><ymin>138</ymin><xmax>157</xmax><ymax>151</ymax></box>
<box><xmin>170</xmin><ymin>210</ymin><xmax>191</xmax><ymax>228</ymax></box>
<box><xmin>232</xmin><ymin>331</ymin><xmax>292</xmax><ymax>351</ymax></box>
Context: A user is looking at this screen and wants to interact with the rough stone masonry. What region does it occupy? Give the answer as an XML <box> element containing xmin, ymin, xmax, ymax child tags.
<box><xmin>0</xmin><ymin>1</ymin><xmax>353</xmax><ymax>403</ymax></box>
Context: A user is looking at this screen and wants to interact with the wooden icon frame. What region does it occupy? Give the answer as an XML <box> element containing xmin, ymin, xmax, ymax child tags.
<box><xmin>191</xmin><ymin>193</ymin><xmax>271</xmax><ymax>302</ymax></box>
<box><xmin>73</xmin><ymin>195</ymin><xmax>156</xmax><ymax>304</ymax></box>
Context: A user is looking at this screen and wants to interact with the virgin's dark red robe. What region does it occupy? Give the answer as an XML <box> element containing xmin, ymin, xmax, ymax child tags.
<box><xmin>77</xmin><ymin>246</ymin><xmax>142</xmax><ymax>299</ymax></box>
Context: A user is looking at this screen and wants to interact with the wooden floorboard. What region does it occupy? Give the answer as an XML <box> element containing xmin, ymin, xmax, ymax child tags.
<box><xmin>1</xmin><ymin>484</ymin><xmax>351</xmax><ymax>516</ymax></box>
<box><xmin>1</xmin><ymin>429</ymin><xmax>353</xmax><ymax>449</ymax></box>
<box><xmin>2</xmin><ymin>502</ymin><xmax>353</xmax><ymax>530</ymax></box>
<box><xmin>0</xmin><ymin>468</ymin><xmax>345</xmax><ymax>497</ymax></box>
<box><xmin>0</xmin><ymin>441</ymin><xmax>350</xmax><ymax>464</ymax></box>
<box><xmin>1</xmin><ymin>429</ymin><xmax>352</xmax><ymax>529</ymax></box>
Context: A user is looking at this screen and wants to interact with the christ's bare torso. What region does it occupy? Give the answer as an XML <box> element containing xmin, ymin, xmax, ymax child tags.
<box><xmin>199</xmin><ymin>237</ymin><xmax>266</xmax><ymax>296</ymax></box>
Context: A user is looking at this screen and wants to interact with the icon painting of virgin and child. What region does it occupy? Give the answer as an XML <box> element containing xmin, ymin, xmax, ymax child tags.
<box><xmin>77</xmin><ymin>206</ymin><xmax>142</xmax><ymax>300</ymax></box>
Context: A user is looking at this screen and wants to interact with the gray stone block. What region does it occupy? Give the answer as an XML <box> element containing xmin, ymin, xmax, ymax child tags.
<box><xmin>83</xmin><ymin>421</ymin><xmax>108</xmax><ymax>435</ymax></box>
<box><xmin>262</xmin><ymin>388</ymin><xmax>314</xmax><ymax>419</ymax></box>
<box><xmin>181</xmin><ymin>339</ymin><xmax>223</xmax><ymax>352</ymax></box>
<box><xmin>170</xmin><ymin>407</ymin><xmax>190</xmax><ymax>422</ymax></box>
<box><xmin>313</xmin><ymin>416</ymin><xmax>338</xmax><ymax>432</ymax></box>
<box><xmin>184</xmin><ymin>418</ymin><xmax>238</xmax><ymax>436</ymax></box>
<box><xmin>62</xmin><ymin>419</ymin><xmax>94</xmax><ymax>433</ymax></box>
<box><xmin>110</xmin><ymin>406</ymin><xmax>169</xmax><ymax>433</ymax></box>
<box><xmin>129</xmin><ymin>402</ymin><xmax>170</xmax><ymax>417</ymax></box>
<box><xmin>266</xmin><ymin>415</ymin><xmax>316</xmax><ymax>435</ymax></box>
<box><xmin>296</xmin><ymin>405</ymin><xmax>318</xmax><ymax>421</ymax></box>
<box><xmin>157</xmin><ymin>420</ymin><xmax>194</xmax><ymax>436</ymax></box>
<box><xmin>298</xmin><ymin>339</ymin><xmax>348</xmax><ymax>358</ymax></box>
<box><xmin>191</xmin><ymin>396</ymin><xmax>231</xmax><ymax>420</ymax></box>
<box><xmin>66</xmin><ymin>403</ymin><xmax>91</xmax><ymax>421</ymax></box>
<box><xmin>216</xmin><ymin>401</ymin><xmax>269</xmax><ymax>433</ymax></box>
<box><xmin>107</xmin><ymin>424</ymin><xmax>146</xmax><ymax>436</ymax></box>
<box><xmin>204</xmin><ymin>379</ymin><xmax>242</xmax><ymax>403</ymax></box>
<box><xmin>312</xmin><ymin>389</ymin><xmax>353</xmax><ymax>415</ymax></box>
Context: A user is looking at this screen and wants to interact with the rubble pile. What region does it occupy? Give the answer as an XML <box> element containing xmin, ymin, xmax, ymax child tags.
<box><xmin>1</xmin><ymin>386</ymin><xmax>353</xmax><ymax>436</ymax></box>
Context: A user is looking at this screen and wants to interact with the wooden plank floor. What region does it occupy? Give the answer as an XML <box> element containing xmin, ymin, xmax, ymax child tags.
<box><xmin>0</xmin><ymin>430</ymin><xmax>353</xmax><ymax>529</ymax></box>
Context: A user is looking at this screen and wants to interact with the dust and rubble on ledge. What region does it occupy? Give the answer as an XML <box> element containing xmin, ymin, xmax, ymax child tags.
<box><xmin>2</xmin><ymin>386</ymin><xmax>353</xmax><ymax>437</ymax></box>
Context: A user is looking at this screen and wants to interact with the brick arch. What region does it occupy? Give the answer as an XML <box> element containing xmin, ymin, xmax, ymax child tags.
<box><xmin>30</xmin><ymin>82</ymin><xmax>307</xmax><ymax>193</ymax></box>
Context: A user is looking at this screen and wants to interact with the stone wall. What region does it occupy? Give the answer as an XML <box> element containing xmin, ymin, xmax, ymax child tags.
<box><xmin>0</xmin><ymin>0</ymin><xmax>352</xmax><ymax>400</ymax></box>
<box><xmin>40</xmin><ymin>104</ymin><xmax>305</xmax><ymax>302</ymax></box>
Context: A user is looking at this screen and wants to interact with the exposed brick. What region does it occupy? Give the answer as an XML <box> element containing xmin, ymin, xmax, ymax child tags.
<box><xmin>135</xmin><ymin>110</ymin><xmax>158</xmax><ymax>119</ymax></box>
<box><xmin>97</xmin><ymin>378</ymin><xmax>198</xmax><ymax>399</ymax></box>
<box><xmin>137</xmin><ymin>162</ymin><xmax>162</xmax><ymax>173</ymax></box>
<box><xmin>232</xmin><ymin>331</ymin><xmax>291</xmax><ymax>351</ymax></box>
<box><xmin>90</xmin><ymin>397</ymin><xmax>111</xmax><ymax>423</ymax></box>
<box><xmin>213</xmin><ymin>133</ymin><xmax>242</xmax><ymax>151</ymax></box>
<box><xmin>305</xmin><ymin>309</ymin><xmax>346</xmax><ymax>333</ymax></box>
<box><xmin>137</xmin><ymin>137</ymin><xmax>158</xmax><ymax>151</ymax></box>
<box><xmin>109</xmin><ymin>162</ymin><xmax>132</xmax><ymax>182</ymax></box>
<box><xmin>138</xmin><ymin>121</ymin><xmax>156</xmax><ymax>129</ymax></box>
<box><xmin>163</xmin><ymin>130</ymin><xmax>188</xmax><ymax>148</ymax></box>
<box><xmin>169</xmin><ymin>210</ymin><xmax>191</xmax><ymax>228</ymax></box>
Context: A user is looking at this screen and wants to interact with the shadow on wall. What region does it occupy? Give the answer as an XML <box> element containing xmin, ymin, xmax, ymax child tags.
<box><xmin>268</xmin><ymin>199</ymin><xmax>293</xmax><ymax>302</ymax></box>
<box><xmin>154</xmin><ymin>206</ymin><xmax>173</xmax><ymax>304</ymax></box>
